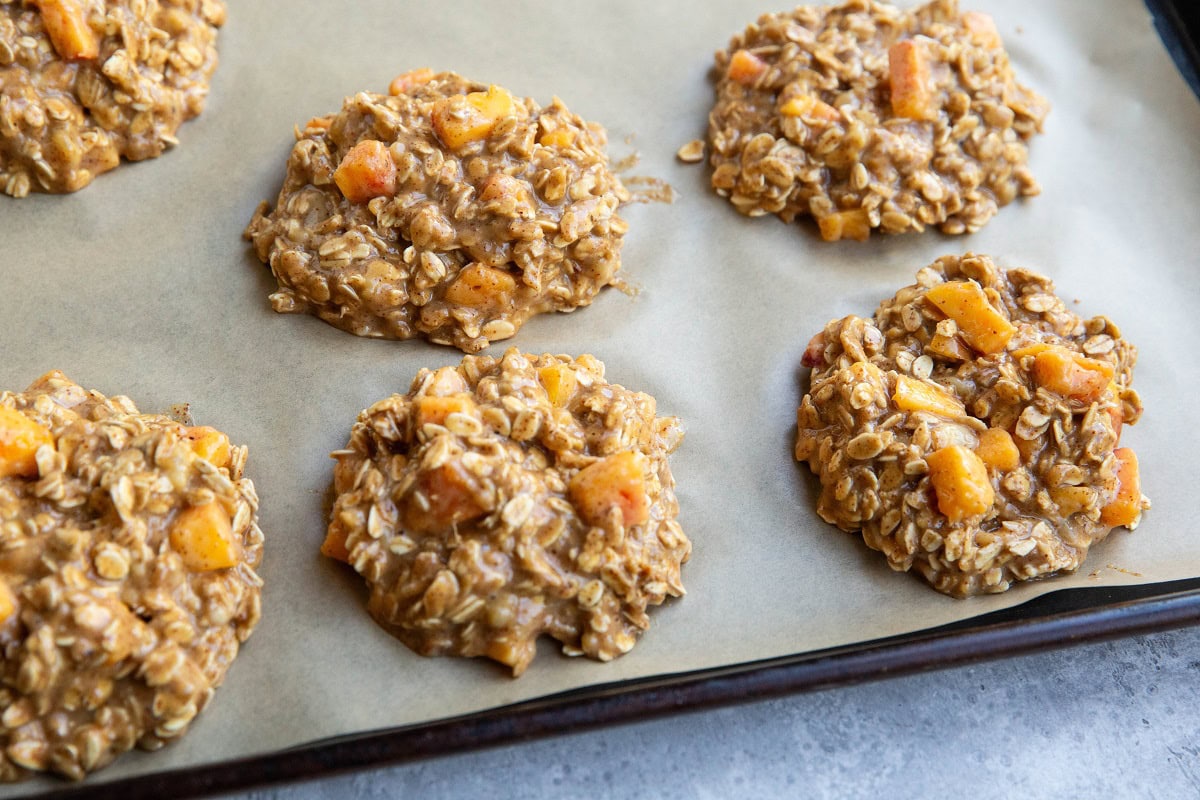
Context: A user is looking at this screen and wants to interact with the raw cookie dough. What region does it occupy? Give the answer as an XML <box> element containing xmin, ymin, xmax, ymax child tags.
<box><xmin>324</xmin><ymin>349</ymin><xmax>688</xmax><ymax>675</ymax></box>
<box><xmin>706</xmin><ymin>0</ymin><xmax>1049</xmax><ymax>240</ymax></box>
<box><xmin>245</xmin><ymin>71</ymin><xmax>631</xmax><ymax>353</ymax></box>
<box><xmin>794</xmin><ymin>254</ymin><xmax>1146</xmax><ymax>596</ymax></box>
<box><xmin>0</xmin><ymin>0</ymin><xmax>226</xmax><ymax>196</ymax></box>
<box><xmin>0</xmin><ymin>371</ymin><xmax>262</xmax><ymax>781</ymax></box>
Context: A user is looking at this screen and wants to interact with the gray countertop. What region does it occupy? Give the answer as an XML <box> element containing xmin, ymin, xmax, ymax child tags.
<box><xmin>227</xmin><ymin>626</ymin><xmax>1200</xmax><ymax>799</ymax></box>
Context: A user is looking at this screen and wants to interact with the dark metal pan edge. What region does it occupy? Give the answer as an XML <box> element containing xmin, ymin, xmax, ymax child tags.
<box><xmin>1146</xmin><ymin>0</ymin><xmax>1200</xmax><ymax>98</ymax></box>
<box><xmin>25</xmin><ymin>579</ymin><xmax>1200</xmax><ymax>800</ymax></box>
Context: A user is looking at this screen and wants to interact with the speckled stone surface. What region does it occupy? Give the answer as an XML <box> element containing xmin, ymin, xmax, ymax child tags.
<box><xmin>226</xmin><ymin>627</ymin><xmax>1200</xmax><ymax>799</ymax></box>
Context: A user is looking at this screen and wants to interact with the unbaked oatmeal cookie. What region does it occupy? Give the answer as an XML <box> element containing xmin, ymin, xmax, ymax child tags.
<box><xmin>323</xmin><ymin>349</ymin><xmax>688</xmax><ymax>675</ymax></box>
<box><xmin>0</xmin><ymin>0</ymin><xmax>226</xmax><ymax>196</ymax></box>
<box><xmin>706</xmin><ymin>0</ymin><xmax>1049</xmax><ymax>240</ymax></box>
<box><xmin>0</xmin><ymin>371</ymin><xmax>262</xmax><ymax>781</ymax></box>
<box><xmin>245</xmin><ymin>71</ymin><xmax>632</xmax><ymax>353</ymax></box>
<box><xmin>795</xmin><ymin>254</ymin><xmax>1146</xmax><ymax>596</ymax></box>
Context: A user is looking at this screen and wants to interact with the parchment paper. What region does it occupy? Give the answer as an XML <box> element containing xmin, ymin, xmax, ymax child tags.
<box><xmin>2</xmin><ymin>0</ymin><xmax>1199</xmax><ymax>791</ymax></box>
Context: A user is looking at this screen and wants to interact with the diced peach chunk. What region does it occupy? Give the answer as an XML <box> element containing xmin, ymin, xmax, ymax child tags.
<box><xmin>0</xmin><ymin>406</ymin><xmax>54</xmax><ymax>479</ymax></box>
<box><xmin>977</xmin><ymin>427</ymin><xmax>1020</xmax><ymax>472</ymax></box>
<box><xmin>1009</xmin><ymin>343</ymin><xmax>1051</xmax><ymax>360</ymax></box>
<box><xmin>1100</xmin><ymin>448</ymin><xmax>1142</xmax><ymax>528</ymax></box>
<box><xmin>413</xmin><ymin>394</ymin><xmax>479</xmax><ymax>428</ymax></box>
<box><xmin>569</xmin><ymin>452</ymin><xmax>651</xmax><ymax>527</ymax></box>
<box><xmin>303</xmin><ymin>116</ymin><xmax>332</xmax><ymax>133</ymax></box>
<box><xmin>388</xmin><ymin>67</ymin><xmax>435</xmax><ymax>96</ymax></box>
<box><xmin>443</xmin><ymin>264</ymin><xmax>517</xmax><ymax>309</ymax></box>
<box><xmin>892</xmin><ymin>375</ymin><xmax>965</xmax><ymax>418</ymax></box>
<box><xmin>408</xmin><ymin>463</ymin><xmax>486</xmax><ymax>533</ymax></box>
<box><xmin>817</xmin><ymin>209</ymin><xmax>871</xmax><ymax>242</ymax></box>
<box><xmin>431</xmin><ymin>85</ymin><xmax>515</xmax><ymax>150</ymax></box>
<box><xmin>169</xmin><ymin>503</ymin><xmax>238</xmax><ymax>572</ymax></box>
<box><xmin>728</xmin><ymin>49</ymin><xmax>768</xmax><ymax>85</ymax></box>
<box><xmin>538</xmin><ymin>364</ymin><xmax>578</xmax><ymax>407</ymax></box>
<box><xmin>182</xmin><ymin>426</ymin><xmax>231</xmax><ymax>469</ymax></box>
<box><xmin>780</xmin><ymin>95</ymin><xmax>840</xmax><ymax>122</ymax></box>
<box><xmin>0</xmin><ymin>577</ymin><xmax>15</xmax><ymax>624</ymax></box>
<box><xmin>888</xmin><ymin>39</ymin><xmax>936</xmax><ymax>121</ymax></box>
<box><xmin>36</xmin><ymin>0</ymin><xmax>98</xmax><ymax>61</ymax></box>
<box><xmin>800</xmin><ymin>331</ymin><xmax>827</xmax><ymax>368</ymax></box>
<box><xmin>924</xmin><ymin>280</ymin><xmax>1015</xmax><ymax>355</ymax></box>
<box><xmin>334</xmin><ymin>140</ymin><xmax>397</xmax><ymax>204</ymax></box>
<box><xmin>538</xmin><ymin>128</ymin><xmax>575</xmax><ymax>148</ymax></box>
<box><xmin>470</xmin><ymin>86</ymin><xmax>515</xmax><ymax>118</ymax></box>
<box><xmin>962</xmin><ymin>11</ymin><xmax>1003</xmax><ymax>49</ymax></box>
<box><xmin>320</xmin><ymin>524</ymin><xmax>351</xmax><ymax>563</ymax></box>
<box><xmin>1030</xmin><ymin>347</ymin><xmax>1114</xmax><ymax>403</ymax></box>
<box><xmin>926</xmin><ymin>445</ymin><xmax>994</xmax><ymax>523</ymax></box>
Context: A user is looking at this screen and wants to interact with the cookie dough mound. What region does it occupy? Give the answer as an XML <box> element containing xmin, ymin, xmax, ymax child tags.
<box><xmin>245</xmin><ymin>71</ymin><xmax>631</xmax><ymax>353</ymax></box>
<box><xmin>324</xmin><ymin>349</ymin><xmax>688</xmax><ymax>675</ymax></box>
<box><xmin>0</xmin><ymin>372</ymin><xmax>262</xmax><ymax>781</ymax></box>
<box><xmin>0</xmin><ymin>0</ymin><xmax>226</xmax><ymax>196</ymax></box>
<box><xmin>795</xmin><ymin>254</ymin><xmax>1147</xmax><ymax>596</ymax></box>
<box><xmin>707</xmin><ymin>0</ymin><xmax>1049</xmax><ymax>240</ymax></box>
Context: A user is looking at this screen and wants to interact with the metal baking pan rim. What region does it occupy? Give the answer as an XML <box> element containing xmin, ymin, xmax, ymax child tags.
<box><xmin>28</xmin><ymin>578</ymin><xmax>1200</xmax><ymax>800</ymax></box>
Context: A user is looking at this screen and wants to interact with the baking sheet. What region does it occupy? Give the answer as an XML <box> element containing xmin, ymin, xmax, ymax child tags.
<box><xmin>2</xmin><ymin>0</ymin><xmax>1199</xmax><ymax>792</ymax></box>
